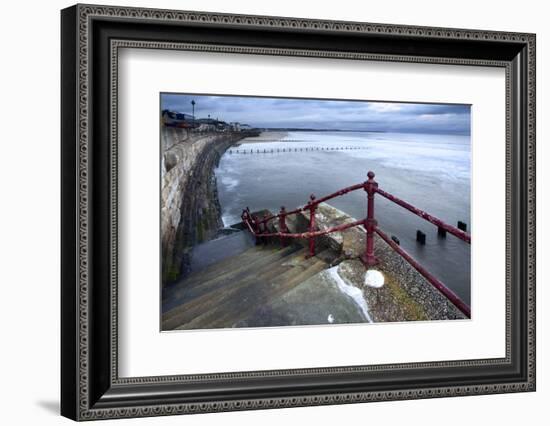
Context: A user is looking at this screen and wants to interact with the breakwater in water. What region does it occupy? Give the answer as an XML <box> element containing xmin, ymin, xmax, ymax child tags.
<box><xmin>229</xmin><ymin>146</ymin><xmax>369</xmax><ymax>154</ymax></box>
<box><xmin>161</xmin><ymin>127</ymin><xmax>257</xmax><ymax>284</ymax></box>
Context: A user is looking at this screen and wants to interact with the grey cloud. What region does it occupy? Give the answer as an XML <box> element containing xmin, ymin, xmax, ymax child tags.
<box><xmin>161</xmin><ymin>94</ymin><xmax>470</xmax><ymax>134</ymax></box>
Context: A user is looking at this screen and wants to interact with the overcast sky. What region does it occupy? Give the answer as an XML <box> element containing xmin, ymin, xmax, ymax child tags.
<box><xmin>161</xmin><ymin>93</ymin><xmax>470</xmax><ymax>134</ymax></box>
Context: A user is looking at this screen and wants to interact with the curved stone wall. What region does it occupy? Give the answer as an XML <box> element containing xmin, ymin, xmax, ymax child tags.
<box><xmin>161</xmin><ymin>127</ymin><xmax>250</xmax><ymax>284</ymax></box>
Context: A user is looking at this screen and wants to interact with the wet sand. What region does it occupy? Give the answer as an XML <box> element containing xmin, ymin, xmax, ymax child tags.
<box><xmin>238</xmin><ymin>131</ymin><xmax>289</xmax><ymax>143</ymax></box>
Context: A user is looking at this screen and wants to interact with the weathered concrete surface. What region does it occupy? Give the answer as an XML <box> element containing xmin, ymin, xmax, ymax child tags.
<box><xmin>235</xmin><ymin>265</ymin><xmax>367</xmax><ymax>327</ymax></box>
<box><xmin>275</xmin><ymin>203</ymin><xmax>466</xmax><ymax>321</ymax></box>
<box><xmin>162</xmin><ymin>244</ymin><xmax>335</xmax><ymax>330</ymax></box>
<box><xmin>161</xmin><ymin>127</ymin><xmax>251</xmax><ymax>284</ymax></box>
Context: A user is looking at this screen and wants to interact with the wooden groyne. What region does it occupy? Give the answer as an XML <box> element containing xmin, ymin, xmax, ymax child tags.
<box><xmin>229</xmin><ymin>146</ymin><xmax>369</xmax><ymax>154</ymax></box>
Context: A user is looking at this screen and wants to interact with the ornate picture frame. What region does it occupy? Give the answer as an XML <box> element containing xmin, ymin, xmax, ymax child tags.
<box><xmin>61</xmin><ymin>4</ymin><xmax>535</xmax><ymax>421</ymax></box>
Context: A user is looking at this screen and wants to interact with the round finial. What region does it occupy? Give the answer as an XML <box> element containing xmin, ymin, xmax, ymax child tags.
<box><xmin>367</xmin><ymin>171</ymin><xmax>375</xmax><ymax>179</ymax></box>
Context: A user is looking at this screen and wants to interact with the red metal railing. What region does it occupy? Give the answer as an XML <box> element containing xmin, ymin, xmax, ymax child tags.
<box><xmin>241</xmin><ymin>171</ymin><xmax>471</xmax><ymax>318</ymax></box>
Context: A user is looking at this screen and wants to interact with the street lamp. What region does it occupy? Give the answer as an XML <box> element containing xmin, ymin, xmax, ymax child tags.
<box><xmin>191</xmin><ymin>100</ymin><xmax>196</xmax><ymax>128</ymax></box>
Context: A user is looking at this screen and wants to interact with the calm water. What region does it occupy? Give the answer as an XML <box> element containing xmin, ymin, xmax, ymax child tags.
<box><xmin>215</xmin><ymin>131</ymin><xmax>471</xmax><ymax>305</ymax></box>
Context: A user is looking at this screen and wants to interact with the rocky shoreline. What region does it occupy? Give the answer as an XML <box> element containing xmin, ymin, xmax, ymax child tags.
<box><xmin>161</xmin><ymin>127</ymin><xmax>256</xmax><ymax>284</ymax></box>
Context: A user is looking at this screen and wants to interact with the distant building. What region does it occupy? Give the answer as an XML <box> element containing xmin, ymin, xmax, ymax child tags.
<box><xmin>162</xmin><ymin>109</ymin><xmax>252</xmax><ymax>133</ymax></box>
<box><xmin>195</xmin><ymin>118</ymin><xmax>218</xmax><ymax>132</ymax></box>
<box><xmin>195</xmin><ymin>118</ymin><xmax>231</xmax><ymax>132</ymax></box>
<box><xmin>161</xmin><ymin>110</ymin><xmax>196</xmax><ymax>128</ymax></box>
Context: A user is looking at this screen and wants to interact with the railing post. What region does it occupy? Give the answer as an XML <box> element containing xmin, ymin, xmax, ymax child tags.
<box><xmin>361</xmin><ymin>171</ymin><xmax>379</xmax><ymax>266</ymax></box>
<box><xmin>241</xmin><ymin>209</ymin><xmax>248</xmax><ymax>227</ymax></box>
<box><xmin>307</xmin><ymin>194</ymin><xmax>317</xmax><ymax>257</ymax></box>
<box><xmin>279</xmin><ymin>206</ymin><xmax>289</xmax><ymax>247</ymax></box>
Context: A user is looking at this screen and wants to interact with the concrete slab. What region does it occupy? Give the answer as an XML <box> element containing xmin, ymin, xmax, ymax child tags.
<box><xmin>235</xmin><ymin>266</ymin><xmax>369</xmax><ymax>328</ymax></box>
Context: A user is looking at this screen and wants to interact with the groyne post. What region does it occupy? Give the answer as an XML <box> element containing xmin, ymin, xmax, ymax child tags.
<box><xmin>361</xmin><ymin>171</ymin><xmax>379</xmax><ymax>266</ymax></box>
<box><xmin>416</xmin><ymin>230</ymin><xmax>426</xmax><ymax>245</ymax></box>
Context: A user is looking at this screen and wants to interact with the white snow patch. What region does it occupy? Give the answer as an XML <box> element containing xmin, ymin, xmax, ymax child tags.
<box><xmin>327</xmin><ymin>314</ymin><xmax>335</xmax><ymax>323</ymax></box>
<box><xmin>327</xmin><ymin>266</ymin><xmax>373</xmax><ymax>323</ymax></box>
<box><xmin>364</xmin><ymin>270</ymin><xmax>385</xmax><ymax>288</ymax></box>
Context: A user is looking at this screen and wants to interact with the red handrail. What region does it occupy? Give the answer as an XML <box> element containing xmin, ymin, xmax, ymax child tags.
<box><xmin>241</xmin><ymin>171</ymin><xmax>471</xmax><ymax>318</ymax></box>
<box><xmin>375</xmin><ymin>187</ymin><xmax>471</xmax><ymax>243</ymax></box>
<box><xmin>247</xmin><ymin>218</ymin><xmax>365</xmax><ymax>239</ymax></box>
<box><xmin>255</xmin><ymin>182</ymin><xmax>365</xmax><ymax>225</ymax></box>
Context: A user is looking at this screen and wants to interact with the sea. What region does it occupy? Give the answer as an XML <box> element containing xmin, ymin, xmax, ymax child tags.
<box><xmin>215</xmin><ymin>131</ymin><xmax>471</xmax><ymax>305</ymax></box>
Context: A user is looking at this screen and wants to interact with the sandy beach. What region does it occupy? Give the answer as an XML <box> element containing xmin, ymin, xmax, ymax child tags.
<box><xmin>237</xmin><ymin>131</ymin><xmax>288</xmax><ymax>144</ymax></box>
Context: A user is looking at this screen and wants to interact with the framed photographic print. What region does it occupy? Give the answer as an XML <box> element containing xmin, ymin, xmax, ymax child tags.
<box><xmin>61</xmin><ymin>4</ymin><xmax>536</xmax><ymax>421</ymax></box>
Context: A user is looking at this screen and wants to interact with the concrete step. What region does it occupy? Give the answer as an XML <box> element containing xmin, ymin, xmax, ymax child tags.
<box><xmin>163</xmin><ymin>243</ymin><xmax>297</xmax><ymax>298</ymax></box>
<box><xmin>162</xmin><ymin>245</ymin><xmax>260</xmax><ymax>300</ymax></box>
<box><xmin>188</xmin><ymin>230</ymin><xmax>255</xmax><ymax>274</ymax></box>
<box><xmin>164</xmin><ymin>247</ymin><xmax>301</xmax><ymax>313</ymax></box>
<box><xmin>171</xmin><ymin>249</ymin><xmax>297</xmax><ymax>304</ymax></box>
<box><xmin>162</xmin><ymin>244</ymin><xmax>303</xmax><ymax>310</ymax></box>
<box><xmin>172</xmin><ymin>251</ymin><xmax>329</xmax><ymax>330</ymax></box>
<box><xmin>184</xmin><ymin>244</ymin><xmax>301</xmax><ymax>288</ymax></box>
<box><xmin>162</xmin><ymin>256</ymin><xmax>300</xmax><ymax>330</ymax></box>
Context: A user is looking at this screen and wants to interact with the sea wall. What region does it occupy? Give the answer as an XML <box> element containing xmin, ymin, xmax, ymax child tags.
<box><xmin>161</xmin><ymin>127</ymin><xmax>252</xmax><ymax>284</ymax></box>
